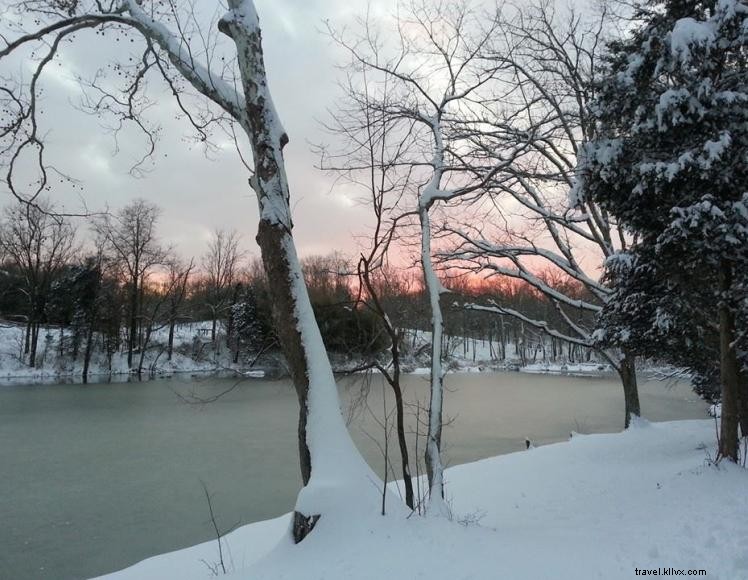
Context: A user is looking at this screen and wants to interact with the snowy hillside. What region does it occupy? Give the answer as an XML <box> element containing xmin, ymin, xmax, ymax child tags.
<box><xmin>0</xmin><ymin>321</ymin><xmax>261</xmax><ymax>382</ymax></box>
<box><xmin>94</xmin><ymin>419</ymin><xmax>748</xmax><ymax>580</ymax></box>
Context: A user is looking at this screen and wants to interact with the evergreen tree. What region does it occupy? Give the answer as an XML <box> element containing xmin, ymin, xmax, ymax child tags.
<box><xmin>574</xmin><ymin>0</ymin><xmax>748</xmax><ymax>460</ymax></box>
<box><xmin>230</xmin><ymin>285</ymin><xmax>266</xmax><ymax>362</ymax></box>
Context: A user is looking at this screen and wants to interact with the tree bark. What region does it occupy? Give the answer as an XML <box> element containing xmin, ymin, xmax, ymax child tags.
<box><xmin>738</xmin><ymin>370</ymin><xmax>748</xmax><ymax>440</ymax></box>
<box><xmin>618</xmin><ymin>351</ymin><xmax>641</xmax><ymax>428</ymax></box>
<box><xmin>255</xmin><ymin>222</ymin><xmax>313</xmax><ymax>485</ymax></box>
<box><xmin>388</xmin><ymin>328</ymin><xmax>414</xmax><ymax>510</ymax></box>
<box><xmin>718</xmin><ymin>260</ymin><xmax>740</xmax><ymax>462</ymax></box>
<box><xmin>29</xmin><ymin>321</ymin><xmax>39</xmax><ymax>368</ymax></box>
<box><xmin>391</xmin><ymin>377</ymin><xmax>414</xmax><ymax>510</ymax></box>
<box><xmin>167</xmin><ymin>319</ymin><xmax>175</xmax><ymax>361</ymax></box>
<box><xmin>127</xmin><ymin>276</ymin><xmax>138</xmax><ymax>369</ymax></box>
<box><xmin>24</xmin><ymin>317</ymin><xmax>32</xmax><ymax>363</ymax></box>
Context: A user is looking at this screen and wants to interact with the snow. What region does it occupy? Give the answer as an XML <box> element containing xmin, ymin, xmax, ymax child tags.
<box><xmin>655</xmin><ymin>88</ymin><xmax>703</xmax><ymax>131</ymax></box>
<box><xmin>670</xmin><ymin>17</ymin><xmax>717</xmax><ymax>63</ymax></box>
<box><xmin>222</xmin><ymin>0</ymin><xmax>259</xmax><ymax>28</ymax></box>
<box><xmin>93</xmin><ymin>419</ymin><xmax>748</xmax><ymax>580</ymax></box>
<box><xmin>669</xmin><ymin>0</ymin><xmax>748</xmax><ymax>66</ymax></box>
<box><xmin>616</xmin><ymin>53</ymin><xmax>644</xmax><ymax>86</ymax></box>
<box><xmin>280</xmin><ymin>234</ymin><xmax>385</xmax><ymax>520</ymax></box>
<box><xmin>572</xmin><ymin>139</ymin><xmax>622</xmax><ymax>206</ymax></box>
<box><xmin>703</xmin><ymin>131</ymin><xmax>732</xmax><ymax>161</ymax></box>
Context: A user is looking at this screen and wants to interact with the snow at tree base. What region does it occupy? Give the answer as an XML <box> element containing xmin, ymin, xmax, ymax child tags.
<box><xmin>93</xmin><ymin>419</ymin><xmax>748</xmax><ymax>580</ymax></box>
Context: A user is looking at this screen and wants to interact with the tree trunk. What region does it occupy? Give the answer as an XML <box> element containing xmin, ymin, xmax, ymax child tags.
<box><xmin>127</xmin><ymin>276</ymin><xmax>138</xmax><ymax>369</ymax></box>
<box><xmin>29</xmin><ymin>321</ymin><xmax>39</xmax><ymax>368</ymax></box>
<box><xmin>387</xmin><ymin>329</ymin><xmax>414</xmax><ymax>510</ymax></box>
<box><xmin>618</xmin><ymin>351</ymin><xmax>641</xmax><ymax>428</ymax></box>
<box><xmin>137</xmin><ymin>326</ymin><xmax>152</xmax><ymax>376</ymax></box>
<box><xmin>360</xmin><ymin>258</ymin><xmax>415</xmax><ymax>511</ymax></box>
<box><xmin>391</xmin><ymin>378</ymin><xmax>414</xmax><ymax>510</ymax></box>
<box><xmin>24</xmin><ymin>318</ymin><xmax>31</xmax><ymax>355</ymax></box>
<box><xmin>718</xmin><ymin>260</ymin><xmax>740</xmax><ymax>462</ymax></box>
<box><xmin>255</xmin><ymin>222</ymin><xmax>313</xmax><ymax>484</ymax></box>
<box><xmin>167</xmin><ymin>318</ymin><xmax>175</xmax><ymax>361</ymax></box>
<box><xmin>220</xmin><ymin>1</ymin><xmax>375</xmax><ymax>544</ymax></box>
<box><xmin>138</xmin><ymin>282</ymin><xmax>145</xmax><ymax>350</ymax></box>
<box><xmin>83</xmin><ymin>323</ymin><xmax>95</xmax><ymax>384</ymax></box>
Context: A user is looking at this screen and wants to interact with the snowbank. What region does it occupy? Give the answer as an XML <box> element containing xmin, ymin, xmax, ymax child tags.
<box><xmin>94</xmin><ymin>419</ymin><xmax>748</xmax><ymax>580</ymax></box>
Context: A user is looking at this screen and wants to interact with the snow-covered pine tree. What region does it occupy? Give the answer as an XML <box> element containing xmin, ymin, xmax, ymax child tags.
<box><xmin>574</xmin><ymin>0</ymin><xmax>748</xmax><ymax>461</ymax></box>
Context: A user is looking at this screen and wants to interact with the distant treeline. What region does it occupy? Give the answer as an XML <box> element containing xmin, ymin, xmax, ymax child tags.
<box><xmin>0</xmin><ymin>198</ymin><xmax>598</xmax><ymax>376</ymax></box>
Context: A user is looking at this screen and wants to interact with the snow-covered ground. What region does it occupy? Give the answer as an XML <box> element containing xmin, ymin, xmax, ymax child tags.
<box><xmin>94</xmin><ymin>419</ymin><xmax>748</xmax><ymax>580</ymax></box>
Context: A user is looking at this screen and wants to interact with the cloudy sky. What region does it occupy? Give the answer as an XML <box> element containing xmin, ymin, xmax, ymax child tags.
<box><xmin>1</xmin><ymin>0</ymin><xmax>402</xmax><ymax>261</ymax></box>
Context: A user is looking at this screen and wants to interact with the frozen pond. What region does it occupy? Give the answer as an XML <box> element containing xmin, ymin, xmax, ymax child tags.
<box><xmin>0</xmin><ymin>371</ymin><xmax>708</xmax><ymax>580</ymax></box>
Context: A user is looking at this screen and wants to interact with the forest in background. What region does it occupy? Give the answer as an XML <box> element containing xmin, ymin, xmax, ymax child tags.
<box><xmin>0</xmin><ymin>197</ymin><xmax>602</xmax><ymax>381</ymax></box>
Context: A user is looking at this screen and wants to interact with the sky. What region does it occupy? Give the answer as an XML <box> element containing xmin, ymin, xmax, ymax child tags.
<box><xmin>0</xmin><ymin>0</ymin><xmax>400</xmax><ymax>262</ymax></box>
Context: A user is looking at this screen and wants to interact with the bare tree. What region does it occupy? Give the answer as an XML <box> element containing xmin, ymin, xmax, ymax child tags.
<box><xmin>136</xmin><ymin>258</ymin><xmax>197</xmax><ymax>375</ymax></box>
<box><xmin>439</xmin><ymin>0</ymin><xmax>642</xmax><ymax>427</ymax></box>
<box><xmin>0</xmin><ymin>199</ymin><xmax>76</xmax><ymax>367</ymax></box>
<box><xmin>165</xmin><ymin>257</ymin><xmax>194</xmax><ymax>361</ymax></box>
<box><xmin>95</xmin><ymin>198</ymin><xmax>165</xmax><ymax>369</ymax></box>
<box><xmin>79</xmin><ymin>250</ymin><xmax>108</xmax><ymax>383</ymax></box>
<box><xmin>325</xmin><ymin>0</ymin><xmax>527</xmax><ymax>512</ymax></box>
<box><xmin>318</xmin><ymin>42</ymin><xmax>418</xmax><ymax>509</ymax></box>
<box><xmin>1</xmin><ymin>0</ymin><xmax>377</xmax><ymax>541</ymax></box>
<box><xmin>202</xmin><ymin>229</ymin><xmax>243</xmax><ymax>344</ymax></box>
<box><xmin>321</xmin><ymin>80</ymin><xmax>416</xmax><ymax>508</ymax></box>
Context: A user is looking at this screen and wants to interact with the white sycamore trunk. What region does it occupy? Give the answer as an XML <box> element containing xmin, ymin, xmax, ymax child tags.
<box><xmin>420</xmin><ymin>115</ymin><xmax>449</xmax><ymax>516</ymax></box>
<box><xmin>122</xmin><ymin>0</ymin><xmax>398</xmax><ymax>537</ymax></box>
<box><xmin>420</xmin><ymin>204</ymin><xmax>448</xmax><ymax>516</ymax></box>
<box><xmin>217</xmin><ymin>0</ymin><xmax>386</xmax><ymax>533</ymax></box>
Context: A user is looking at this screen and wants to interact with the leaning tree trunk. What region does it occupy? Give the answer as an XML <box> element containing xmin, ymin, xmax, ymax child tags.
<box><xmin>618</xmin><ymin>351</ymin><xmax>641</xmax><ymax>429</ymax></box>
<box><xmin>256</xmin><ymin>222</ymin><xmax>313</xmax><ymax>484</ymax></box>
<box><xmin>219</xmin><ymin>0</ymin><xmax>377</xmax><ymax>544</ymax></box>
<box><xmin>718</xmin><ymin>260</ymin><xmax>740</xmax><ymax>462</ymax></box>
